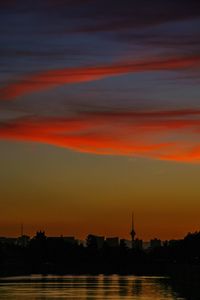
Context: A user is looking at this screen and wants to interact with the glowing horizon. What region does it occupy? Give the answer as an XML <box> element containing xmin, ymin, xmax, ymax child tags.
<box><xmin>0</xmin><ymin>0</ymin><xmax>200</xmax><ymax>239</ymax></box>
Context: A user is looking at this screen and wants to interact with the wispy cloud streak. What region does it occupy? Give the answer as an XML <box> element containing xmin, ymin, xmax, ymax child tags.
<box><xmin>0</xmin><ymin>109</ymin><xmax>200</xmax><ymax>162</ymax></box>
<box><xmin>1</xmin><ymin>55</ymin><xmax>200</xmax><ymax>100</ymax></box>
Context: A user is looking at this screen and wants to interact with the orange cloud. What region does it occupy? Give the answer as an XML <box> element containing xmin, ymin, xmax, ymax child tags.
<box><xmin>1</xmin><ymin>55</ymin><xmax>200</xmax><ymax>100</ymax></box>
<box><xmin>0</xmin><ymin>109</ymin><xmax>200</xmax><ymax>162</ymax></box>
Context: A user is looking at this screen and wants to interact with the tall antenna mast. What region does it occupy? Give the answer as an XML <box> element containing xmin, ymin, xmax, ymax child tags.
<box><xmin>130</xmin><ymin>212</ymin><xmax>136</xmax><ymax>249</ymax></box>
<box><xmin>132</xmin><ymin>212</ymin><xmax>134</xmax><ymax>232</ymax></box>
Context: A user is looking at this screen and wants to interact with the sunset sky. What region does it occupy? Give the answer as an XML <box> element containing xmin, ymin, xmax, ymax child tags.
<box><xmin>0</xmin><ymin>0</ymin><xmax>200</xmax><ymax>240</ymax></box>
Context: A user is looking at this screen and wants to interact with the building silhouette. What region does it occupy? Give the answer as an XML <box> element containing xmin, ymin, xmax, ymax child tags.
<box><xmin>86</xmin><ymin>234</ymin><xmax>105</xmax><ymax>249</ymax></box>
<box><xmin>106</xmin><ymin>237</ymin><xmax>119</xmax><ymax>248</ymax></box>
<box><xmin>63</xmin><ymin>236</ymin><xmax>77</xmax><ymax>245</ymax></box>
<box><xmin>150</xmin><ymin>238</ymin><xmax>161</xmax><ymax>249</ymax></box>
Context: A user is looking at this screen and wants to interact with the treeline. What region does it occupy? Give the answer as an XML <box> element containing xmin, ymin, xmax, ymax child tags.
<box><xmin>1</xmin><ymin>231</ymin><xmax>200</xmax><ymax>276</ymax></box>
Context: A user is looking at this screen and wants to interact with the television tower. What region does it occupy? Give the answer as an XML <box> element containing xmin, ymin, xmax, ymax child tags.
<box><xmin>130</xmin><ymin>212</ymin><xmax>136</xmax><ymax>249</ymax></box>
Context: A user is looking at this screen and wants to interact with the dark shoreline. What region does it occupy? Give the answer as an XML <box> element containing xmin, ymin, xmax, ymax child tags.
<box><xmin>1</xmin><ymin>262</ymin><xmax>200</xmax><ymax>282</ymax></box>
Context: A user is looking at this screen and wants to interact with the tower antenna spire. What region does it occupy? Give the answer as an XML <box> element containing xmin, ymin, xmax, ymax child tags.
<box><xmin>130</xmin><ymin>211</ymin><xmax>136</xmax><ymax>249</ymax></box>
<box><xmin>132</xmin><ymin>212</ymin><xmax>134</xmax><ymax>231</ymax></box>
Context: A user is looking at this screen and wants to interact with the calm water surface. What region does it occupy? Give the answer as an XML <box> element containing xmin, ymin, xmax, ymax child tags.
<box><xmin>0</xmin><ymin>275</ymin><xmax>185</xmax><ymax>299</ymax></box>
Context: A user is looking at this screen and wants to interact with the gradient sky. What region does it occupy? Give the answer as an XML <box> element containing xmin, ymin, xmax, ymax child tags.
<box><xmin>0</xmin><ymin>0</ymin><xmax>200</xmax><ymax>240</ymax></box>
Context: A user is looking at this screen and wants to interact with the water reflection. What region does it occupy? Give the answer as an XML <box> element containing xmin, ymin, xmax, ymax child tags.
<box><xmin>0</xmin><ymin>275</ymin><xmax>188</xmax><ymax>299</ymax></box>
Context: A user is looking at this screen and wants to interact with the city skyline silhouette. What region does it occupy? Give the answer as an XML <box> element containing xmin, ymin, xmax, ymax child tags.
<box><xmin>0</xmin><ymin>3</ymin><xmax>200</xmax><ymax>299</ymax></box>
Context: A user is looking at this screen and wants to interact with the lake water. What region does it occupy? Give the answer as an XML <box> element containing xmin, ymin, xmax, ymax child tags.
<box><xmin>0</xmin><ymin>275</ymin><xmax>186</xmax><ymax>299</ymax></box>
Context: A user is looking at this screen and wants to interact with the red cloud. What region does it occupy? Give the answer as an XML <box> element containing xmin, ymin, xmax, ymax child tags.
<box><xmin>0</xmin><ymin>109</ymin><xmax>200</xmax><ymax>162</ymax></box>
<box><xmin>1</xmin><ymin>54</ymin><xmax>200</xmax><ymax>100</ymax></box>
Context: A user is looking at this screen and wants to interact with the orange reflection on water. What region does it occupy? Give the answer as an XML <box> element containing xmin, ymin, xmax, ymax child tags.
<box><xmin>0</xmin><ymin>275</ymin><xmax>183</xmax><ymax>299</ymax></box>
